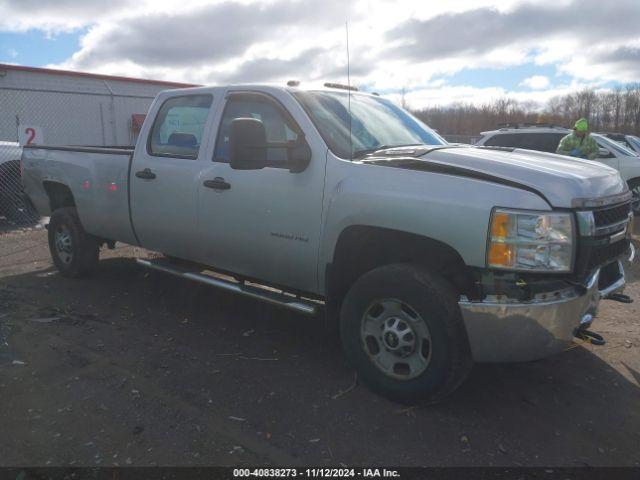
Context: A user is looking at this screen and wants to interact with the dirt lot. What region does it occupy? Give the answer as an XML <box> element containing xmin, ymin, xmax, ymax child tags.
<box><xmin>1</xmin><ymin>227</ymin><xmax>639</xmax><ymax>467</ymax></box>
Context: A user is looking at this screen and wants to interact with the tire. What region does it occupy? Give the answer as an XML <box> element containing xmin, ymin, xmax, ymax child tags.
<box><xmin>48</xmin><ymin>207</ymin><xmax>99</xmax><ymax>277</ymax></box>
<box><xmin>628</xmin><ymin>178</ymin><xmax>640</xmax><ymax>216</ymax></box>
<box><xmin>339</xmin><ymin>264</ymin><xmax>473</xmax><ymax>404</ymax></box>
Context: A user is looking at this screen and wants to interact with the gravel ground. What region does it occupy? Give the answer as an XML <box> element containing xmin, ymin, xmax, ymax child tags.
<box><xmin>1</xmin><ymin>226</ymin><xmax>639</xmax><ymax>467</ymax></box>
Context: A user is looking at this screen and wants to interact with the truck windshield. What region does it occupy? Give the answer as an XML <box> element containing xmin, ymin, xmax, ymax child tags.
<box><xmin>293</xmin><ymin>90</ymin><xmax>446</xmax><ymax>159</ymax></box>
<box><xmin>594</xmin><ymin>134</ymin><xmax>639</xmax><ymax>157</ymax></box>
<box><xmin>627</xmin><ymin>135</ymin><xmax>640</xmax><ymax>152</ymax></box>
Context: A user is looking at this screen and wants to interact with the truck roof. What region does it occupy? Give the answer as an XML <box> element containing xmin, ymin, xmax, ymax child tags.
<box><xmin>480</xmin><ymin>126</ymin><xmax>571</xmax><ymax>136</ymax></box>
<box><xmin>157</xmin><ymin>83</ymin><xmax>379</xmax><ymax>98</ymax></box>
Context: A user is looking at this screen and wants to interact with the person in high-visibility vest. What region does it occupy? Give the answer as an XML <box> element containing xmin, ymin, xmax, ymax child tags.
<box><xmin>556</xmin><ymin>117</ymin><xmax>598</xmax><ymax>160</ymax></box>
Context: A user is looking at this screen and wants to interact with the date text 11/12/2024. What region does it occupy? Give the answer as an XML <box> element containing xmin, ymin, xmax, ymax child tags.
<box><xmin>233</xmin><ymin>468</ymin><xmax>400</xmax><ymax>478</ymax></box>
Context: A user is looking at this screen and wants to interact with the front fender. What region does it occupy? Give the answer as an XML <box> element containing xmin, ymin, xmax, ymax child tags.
<box><xmin>318</xmin><ymin>162</ymin><xmax>551</xmax><ymax>291</ymax></box>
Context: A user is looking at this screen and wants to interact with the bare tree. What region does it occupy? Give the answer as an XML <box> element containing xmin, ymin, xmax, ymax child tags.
<box><xmin>412</xmin><ymin>84</ymin><xmax>640</xmax><ymax>137</ymax></box>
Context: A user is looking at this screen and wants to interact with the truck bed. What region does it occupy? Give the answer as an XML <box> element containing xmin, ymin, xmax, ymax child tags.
<box><xmin>21</xmin><ymin>144</ymin><xmax>138</xmax><ymax>245</ymax></box>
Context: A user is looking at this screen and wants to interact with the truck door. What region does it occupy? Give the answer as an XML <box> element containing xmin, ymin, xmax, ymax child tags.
<box><xmin>130</xmin><ymin>93</ymin><xmax>214</xmax><ymax>259</ymax></box>
<box><xmin>594</xmin><ymin>137</ymin><xmax>621</xmax><ymax>171</ymax></box>
<box><xmin>196</xmin><ymin>91</ymin><xmax>326</xmax><ymax>293</ymax></box>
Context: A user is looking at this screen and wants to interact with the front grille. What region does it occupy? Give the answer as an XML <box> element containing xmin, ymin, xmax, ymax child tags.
<box><xmin>586</xmin><ymin>239</ymin><xmax>630</xmax><ymax>272</ymax></box>
<box><xmin>593</xmin><ymin>202</ymin><xmax>631</xmax><ymax>227</ymax></box>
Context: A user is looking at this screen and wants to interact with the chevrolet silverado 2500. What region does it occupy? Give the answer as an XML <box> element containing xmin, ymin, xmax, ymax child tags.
<box><xmin>21</xmin><ymin>85</ymin><xmax>636</xmax><ymax>403</ymax></box>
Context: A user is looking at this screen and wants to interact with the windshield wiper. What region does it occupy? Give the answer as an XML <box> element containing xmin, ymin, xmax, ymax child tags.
<box><xmin>351</xmin><ymin>143</ymin><xmax>425</xmax><ymax>159</ymax></box>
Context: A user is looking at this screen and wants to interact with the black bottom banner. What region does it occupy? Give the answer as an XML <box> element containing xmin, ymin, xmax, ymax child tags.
<box><xmin>1</xmin><ymin>467</ymin><xmax>639</xmax><ymax>480</ymax></box>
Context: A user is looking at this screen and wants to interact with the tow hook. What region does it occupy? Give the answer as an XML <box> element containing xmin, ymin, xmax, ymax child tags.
<box><xmin>606</xmin><ymin>292</ymin><xmax>633</xmax><ymax>304</ymax></box>
<box><xmin>575</xmin><ymin>328</ymin><xmax>606</xmax><ymax>346</ymax></box>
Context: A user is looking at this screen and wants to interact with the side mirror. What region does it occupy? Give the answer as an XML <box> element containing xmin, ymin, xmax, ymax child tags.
<box><xmin>598</xmin><ymin>147</ymin><xmax>612</xmax><ymax>158</ymax></box>
<box><xmin>288</xmin><ymin>135</ymin><xmax>312</xmax><ymax>173</ymax></box>
<box><xmin>229</xmin><ymin>118</ymin><xmax>267</xmax><ymax>170</ymax></box>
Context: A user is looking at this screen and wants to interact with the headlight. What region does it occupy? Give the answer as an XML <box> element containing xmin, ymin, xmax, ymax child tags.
<box><xmin>487</xmin><ymin>209</ymin><xmax>574</xmax><ymax>272</ymax></box>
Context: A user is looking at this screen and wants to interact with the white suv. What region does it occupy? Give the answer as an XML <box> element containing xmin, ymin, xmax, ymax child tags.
<box><xmin>475</xmin><ymin>125</ymin><xmax>640</xmax><ymax>214</ymax></box>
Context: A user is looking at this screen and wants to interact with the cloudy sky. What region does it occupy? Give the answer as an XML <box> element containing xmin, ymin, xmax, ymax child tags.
<box><xmin>0</xmin><ymin>0</ymin><xmax>639</xmax><ymax>109</ymax></box>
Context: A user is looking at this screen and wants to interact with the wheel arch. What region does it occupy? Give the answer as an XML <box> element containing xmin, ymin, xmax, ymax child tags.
<box><xmin>325</xmin><ymin>225</ymin><xmax>476</xmax><ymax>319</ymax></box>
<box><xmin>43</xmin><ymin>181</ymin><xmax>76</xmax><ymax>212</ymax></box>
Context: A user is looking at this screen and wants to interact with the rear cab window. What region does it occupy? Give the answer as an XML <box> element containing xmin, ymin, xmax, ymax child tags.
<box><xmin>148</xmin><ymin>94</ymin><xmax>213</xmax><ymax>159</ymax></box>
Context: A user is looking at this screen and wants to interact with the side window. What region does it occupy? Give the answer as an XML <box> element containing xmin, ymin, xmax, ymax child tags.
<box><xmin>519</xmin><ymin>133</ymin><xmax>556</xmax><ymax>152</ymax></box>
<box><xmin>149</xmin><ymin>94</ymin><xmax>213</xmax><ymax>159</ymax></box>
<box><xmin>483</xmin><ymin>133</ymin><xmax>521</xmax><ymax>148</ymax></box>
<box><xmin>550</xmin><ymin>134</ymin><xmax>565</xmax><ymax>152</ymax></box>
<box><xmin>214</xmin><ymin>96</ymin><xmax>299</xmax><ymax>166</ymax></box>
<box><xmin>527</xmin><ymin>133</ymin><xmax>564</xmax><ymax>153</ymax></box>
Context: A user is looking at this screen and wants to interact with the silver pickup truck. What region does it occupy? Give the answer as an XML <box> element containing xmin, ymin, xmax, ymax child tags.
<box><xmin>22</xmin><ymin>84</ymin><xmax>636</xmax><ymax>403</ymax></box>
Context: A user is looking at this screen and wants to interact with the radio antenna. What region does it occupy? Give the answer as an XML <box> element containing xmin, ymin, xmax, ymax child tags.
<box><xmin>346</xmin><ymin>21</ymin><xmax>352</xmax><ymax>160</ymax></box>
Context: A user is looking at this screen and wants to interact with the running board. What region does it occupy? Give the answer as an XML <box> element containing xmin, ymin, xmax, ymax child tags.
<box><xmin>136</xmin><ymin>258</ymin><xmax>317</xmax><ymax>316</ymax></box>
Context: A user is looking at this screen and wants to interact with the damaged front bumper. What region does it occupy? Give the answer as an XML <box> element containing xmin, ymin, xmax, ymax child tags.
<box><xmin>459</xmin><ymin>245</ymin><xmax>634</xmax><ymax>362</ymax></box>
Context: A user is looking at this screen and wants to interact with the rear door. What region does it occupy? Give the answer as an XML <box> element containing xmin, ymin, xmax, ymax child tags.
<box><xmin>130</xmin><ymin>93</ymin><xmax>215</xmax><ymax>259</ymax></box>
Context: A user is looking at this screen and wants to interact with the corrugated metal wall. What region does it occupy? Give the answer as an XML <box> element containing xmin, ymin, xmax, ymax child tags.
<box><xmin>0</xmin><ymin>68</ymin><xmax>183</xmax><ymax>146</ymax></box>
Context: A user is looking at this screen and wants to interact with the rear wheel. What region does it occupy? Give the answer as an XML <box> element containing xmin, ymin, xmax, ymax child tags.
<box><xmin>628</xmin><ymin>179</ymin><xmax>640</xmax><ymax>216</ymax></box>
<box><xmin>339</xmin><ymin>264</ymin><xmax>473</xmax><ymax>404</ymax></box>
<box><xmin>48</xmin><ymin>207</ymin><xmax>99</xmax><ymax>277</ymax></box>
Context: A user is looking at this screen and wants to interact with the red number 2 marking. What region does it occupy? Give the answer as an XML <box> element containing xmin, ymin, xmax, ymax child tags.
<box><xmin>25</xmin><ymin>127</ymin><xmax>36</xmax><ymax>144</ymax></box>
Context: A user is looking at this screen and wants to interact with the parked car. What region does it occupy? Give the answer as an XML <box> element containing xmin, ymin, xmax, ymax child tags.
<box><xmin>600</xmin><ymin>132</ymin><xmax>640</xmax><ymax>155</ymax></box>
<box><xmin>475</xmin><ymin>125</ymin><xmax>640</xmax><ymax>215</ymax></box>
<box><xmin>22</xmin><ymin>85</ymin><xmax>635</xmax><ymax>403</ymax></box>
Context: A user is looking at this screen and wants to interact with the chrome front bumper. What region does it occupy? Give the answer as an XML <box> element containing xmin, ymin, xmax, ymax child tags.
<box><xmin>459</xmin><ymin>257</ymin><xmax>631</xmax><ymax>363</ymax></box>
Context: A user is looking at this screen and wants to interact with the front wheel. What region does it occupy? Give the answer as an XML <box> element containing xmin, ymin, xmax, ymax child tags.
<box><xmin>339</xmin><ymin>264</ymin><xmax>473</xmax><ymax>404</ymax></box>
<box><xmin>48</xmin><ymin>207</ymin><xmax>99</xmax><ymax>277</ymax></box>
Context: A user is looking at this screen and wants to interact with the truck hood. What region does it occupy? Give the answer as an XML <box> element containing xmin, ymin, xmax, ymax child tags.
<box><xmin>360</xmin><ymin>146</ymin><xmax>627</xmax><ymax>208</ymax></box>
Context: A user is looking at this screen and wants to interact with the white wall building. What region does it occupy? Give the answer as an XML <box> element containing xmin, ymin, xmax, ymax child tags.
<box><xmin>0</xmin><ymin>63</ymin><xmax>196</xmax><ymax>146</ymax></box>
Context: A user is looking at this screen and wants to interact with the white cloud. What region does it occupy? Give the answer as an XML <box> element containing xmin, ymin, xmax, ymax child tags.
<box><xmin>520</xmin><ymin>75</ymin><xmax>550</xmax><ymax>89</ymax></box>
<box><xmin>1</xmin><ymin>0</ymin><xmax>639</xmax><ymax>107</ymax></box>
<box><xmin>0</xmin><ymin>0</ymin><xmax>135</xmax><ymax>33</ymax></box>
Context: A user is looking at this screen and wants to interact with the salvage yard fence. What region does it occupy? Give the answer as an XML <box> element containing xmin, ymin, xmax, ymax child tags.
<box><xmin>0</xmin><ymin>142</ymin><xmax>38</xmax><ymax>228</ymax></box>
<box><xmin>0</xmin><ymin>68</ymin><xmax>175</xmax><ymax>230</ymax></box>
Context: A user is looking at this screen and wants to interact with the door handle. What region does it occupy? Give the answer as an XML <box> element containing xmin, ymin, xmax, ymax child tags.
<box><xmin>203</xmin><ymin>177</ymin><xmax>231</xmax><ymax>190</ymax></box>
<box><xmin>135</xmin><ymin>168</ymin><xmax>156</xmax><ymax>180</ymax></box>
